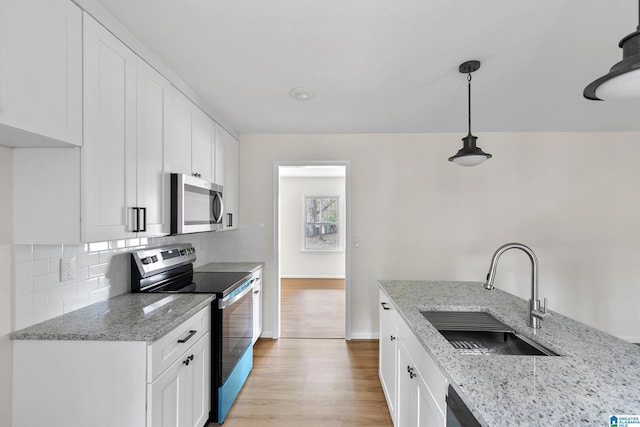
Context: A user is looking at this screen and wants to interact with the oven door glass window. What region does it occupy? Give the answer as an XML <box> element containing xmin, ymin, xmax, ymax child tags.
<box><xmin>221</xmin><ymin>289</ymin><xmax>253</xmax><ymax>384</ymax></box>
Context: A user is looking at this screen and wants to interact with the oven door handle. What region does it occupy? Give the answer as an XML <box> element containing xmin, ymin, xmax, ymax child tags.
<box><xmin>218</xmin><ymin>280</ymin><xmax>254</xmax><ymax>309</ymax></box>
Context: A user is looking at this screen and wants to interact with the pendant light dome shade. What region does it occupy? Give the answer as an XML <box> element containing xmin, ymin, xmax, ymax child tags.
<box><xmin>449</xmin><ymin>60</ymin><xmax>492</xmax><ymax>166</ymax></box>
<box><xmin>449</xmin><ymin>134</ymin><xmax>492</xmax><ymax>166</ymax></box>
<box><xmin>584</xmin><ymin>1</ymin><xmax>640</xmax><ymax>100</ymax></box>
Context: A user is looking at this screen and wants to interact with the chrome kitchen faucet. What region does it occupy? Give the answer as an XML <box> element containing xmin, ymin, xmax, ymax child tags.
<box><xmin>483</xmin><ymin>243</ymin><xmax>548</xmax><ymax>328</ymax></box>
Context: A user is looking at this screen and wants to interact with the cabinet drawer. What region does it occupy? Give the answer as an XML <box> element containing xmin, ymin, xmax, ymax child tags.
<box><xmin>148</xmin><ymin>306</ymin><xmax>211</xmax><ymax>382</ymax></box>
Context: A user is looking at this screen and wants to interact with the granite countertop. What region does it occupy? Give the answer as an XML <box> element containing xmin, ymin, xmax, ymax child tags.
<box><xmin>378</xmin><ymin>280</ymin><xmax>640</xmax><ymax>426</ymax></box>
<box><xmin>10</xmin><ymin>293</ymin><xmax>214</xmax><ymax>342</ymax></box>
<box><xmin>195</xmin><ymin>261</ymin><xmax>264</xmax><ymax>273</ymax></box>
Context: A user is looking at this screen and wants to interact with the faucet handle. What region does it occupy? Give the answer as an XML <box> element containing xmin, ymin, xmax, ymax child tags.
<box><xmin>532</xmin><ymin>298</ymin><xmax>551</xmax><ymax>320</ymax></box>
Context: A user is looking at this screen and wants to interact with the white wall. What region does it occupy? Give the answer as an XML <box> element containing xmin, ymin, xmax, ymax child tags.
<box><xmin>280</xmin><ymin>176</ymin><xmax>345</xmax><ymax>278</ymax></box>
<box><xmin>0</xmin><ymin>146</ymin><xmax>13</xmax><ymax>426</ymax></box>
<box><xmin>239</xmin><ymin>132</ymin><xmax>640</xmax><ymax>342</ymax></box>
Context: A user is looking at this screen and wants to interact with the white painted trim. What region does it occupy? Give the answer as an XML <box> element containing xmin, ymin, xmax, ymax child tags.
<box><xmin>350</xmin><ymin>332</ymin><xmax>378</xmax><ymax>340</ymax></box>
<box><xmin>273</xmin><ymin>161</ymin><xmax>352</xmax><ymax>340</ymax></box>
<box><xmin>280</xmin><ymin>275</ymin><xmax>346</xmax><ymax>279</ymax></box>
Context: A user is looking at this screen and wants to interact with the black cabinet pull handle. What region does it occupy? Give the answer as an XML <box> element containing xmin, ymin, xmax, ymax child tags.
<box><xmin>381</xmin><ymin>302</ymin><xmax>390</xmax><ymax>310</ymax></box>
<box><xmin>132</xmin><ymin>207</ymin><xmax>140</xmax><ymax>232</ymax></box>
<box><xmin>407</xmin><ymin>366</ymin><xmax>416</xmax><ymax>379</ymax></box>
<box><xmin>177</xmin><ymin>330</ymin><xmax>197</xmax><ymax>344</ymax></box>
<box><xmin>182</xmin><ymin>354</ymin><xmax>194</xmax><ymax>366</ymax></box>
<box><xmin>140</xmin><ymin>207</ymin><xmax>147</xmax><ymax>232</ymax></box>
<box><xmin>227</xmin><ymin>213</ymin><xmax>233</xmax><ymax>227</ymax></box>
<box><xmin>390</xmin><ymin>335</ymin><xmax>396</xmax><ymax>341</ymax></box>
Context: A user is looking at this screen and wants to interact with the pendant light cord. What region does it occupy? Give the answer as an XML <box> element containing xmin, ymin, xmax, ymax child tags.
<box><xmin>467</xmin><ymin>73</ymin><xmax>472</xmax><ymax>136</ymax></box>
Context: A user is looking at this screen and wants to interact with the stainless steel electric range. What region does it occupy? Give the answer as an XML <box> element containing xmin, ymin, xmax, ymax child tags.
<box><xmin>131</xmin><ymin>243</ymin><xmax>254</xmax><ymax>424</ymax></box>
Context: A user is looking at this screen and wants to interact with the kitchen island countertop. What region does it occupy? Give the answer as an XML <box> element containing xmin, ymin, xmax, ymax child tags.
<box><xmin>378</xmin><ymin>280</ymin><xmax>640</xmax><ymax>426</ymax></box>
<box><xmin>10</xmin><ymin>293</ymin><xmax>214</xmax><ymax>342</ymax></box>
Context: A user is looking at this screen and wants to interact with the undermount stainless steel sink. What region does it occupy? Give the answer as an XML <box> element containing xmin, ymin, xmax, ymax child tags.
<box><xmin>420</xmin><ymin>311</ymin><xmax>558</xmax><ymax>356</ymax></box>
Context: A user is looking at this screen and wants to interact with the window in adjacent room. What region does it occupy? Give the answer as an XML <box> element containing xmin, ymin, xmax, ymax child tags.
<box><xmin>303</xmin><ymin>195</ymin><xmax>339</xmax><ymax>251</ymax></box>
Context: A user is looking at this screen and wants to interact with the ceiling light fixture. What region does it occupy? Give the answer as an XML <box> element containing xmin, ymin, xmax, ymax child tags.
<box><xmin>584</xmin><ymin>0</ymin><xmax>640</xmax><ymax>100</ymax></box>
<box><xmin>289</xmin><ymin>87</ymin><xmax>315</xmax><ymax>101</ymax></box>
<box><xmin>449</xmin><ymin>60</ymin><xmax>492</xmax><ymax>167</ymax></box>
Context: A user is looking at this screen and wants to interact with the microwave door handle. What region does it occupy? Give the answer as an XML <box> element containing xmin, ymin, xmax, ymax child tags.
<box><xmin>213</xmin><ymin>192</ymin><xmax>224</xmax><ymax>223</ymax></box>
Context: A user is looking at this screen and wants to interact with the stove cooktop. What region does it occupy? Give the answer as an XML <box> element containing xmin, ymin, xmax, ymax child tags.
<box><xmin>191</xmin><ymin>271</ymin><xmax>252</xmax><ymax>296</ymax></box>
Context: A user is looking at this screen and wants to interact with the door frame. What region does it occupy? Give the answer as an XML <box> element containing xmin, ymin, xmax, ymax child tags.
<box><xmin>272</xmin><ymin>161</ymin><xmax>352</xmax><ymax>339</ymax></box>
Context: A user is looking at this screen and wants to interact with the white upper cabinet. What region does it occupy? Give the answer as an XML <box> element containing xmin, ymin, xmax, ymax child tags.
<box><xmin>165</xmin><ymin>87</ymin><xmax>214</xmax><ymax>182</ymax></box>
<box><xmin>82</xmin><ymin>12</ymin><xmax>138</xmax><ymax>242</ymax></box>
<box><xmin>191</xmin><ymin>108</ymin><xmax>214</xmax><ymax>182</ymax></box>
<box><xmin>0</xmin><ymin>0</ymin><xmax>82</xmax><ymax>147</ymax></box>
<box><xmin>82</xmin><ymin>13</ymin><xmax>170</xmax><ymax>242</ymax></box>
<box><xmin>214</xmin><ymin>123</ymin><xmax>239</xmax><ymax>230</ymax></box>
<box><xmin>136</xmin><ymin>58</ymin><xmax>171</xmax><ymax>237</ymax></box>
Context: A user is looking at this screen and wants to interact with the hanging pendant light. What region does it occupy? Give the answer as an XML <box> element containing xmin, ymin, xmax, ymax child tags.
<box><xmin>584</xmin><ymin>0</ymin><xmax>640</xmax><ymax>100</ymax></box>
<box><xmin>449</xmin><ymin>60</ymin><xmax>492</xmax><ymax>167</ymax></box>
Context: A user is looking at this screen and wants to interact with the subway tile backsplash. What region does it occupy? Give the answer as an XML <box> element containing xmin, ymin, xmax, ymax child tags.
<box><xmin>11</xmin><ymin>225</ymin><xmax>265</xmax><ymax>331</ymax></box>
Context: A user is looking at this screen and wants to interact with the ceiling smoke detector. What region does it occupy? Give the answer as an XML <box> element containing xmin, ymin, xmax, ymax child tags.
<box><xmin>289</xmin><ymin>87</ymin><xmax>315</xmax><ymax>101</ymax></box>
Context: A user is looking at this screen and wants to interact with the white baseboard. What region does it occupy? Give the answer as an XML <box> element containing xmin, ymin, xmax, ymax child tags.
<box><xmin>257</xmin><ymin>330</ymin><xmax>378</xmax><ymax>340</ymax></box>
<box><xmin>349</xmin><ymin>332</ymin><xmax>378</xmax><ymax>340</ymax></box>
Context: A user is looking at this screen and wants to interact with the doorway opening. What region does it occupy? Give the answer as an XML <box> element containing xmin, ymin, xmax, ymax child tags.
<box><xmin>273</xmin><ymin>162</ymin><xmax>351</xmax><ymax>339</ymax></box>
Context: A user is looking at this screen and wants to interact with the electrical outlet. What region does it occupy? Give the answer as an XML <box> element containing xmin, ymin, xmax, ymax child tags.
<box><xmin>60</xmin><ymin>257</ymin><xmax>76</xmax><ymax>282</ymax></box>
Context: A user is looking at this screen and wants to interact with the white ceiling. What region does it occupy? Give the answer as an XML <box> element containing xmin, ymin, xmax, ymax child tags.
<box><xmin>95</xmin><ymin>0</ymin><xmax>640</xmax><ymax>134</ymax></box>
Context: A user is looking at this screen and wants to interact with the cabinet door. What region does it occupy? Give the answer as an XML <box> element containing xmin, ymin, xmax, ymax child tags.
<box><xmin>185</xmin><ymin>332</ymin><xmax>211</xmax><ymax>427</ymax></box>
<box><xmin>252</xmin><ymin>270</ymin><xmax>263</xmax><ymax>343</ymax></box>
<box><xmin>191</xmin><ymin>109</ymin><xmax>213</xmax><ymax>182</ymax></box>
<box><xmin>82</xmin><ymin>12</ymin><xmax>137</xmax><ymax>242</ymax></box>
<box><xmin>165</xmin><ymin>87</ymin><xmax>194</xmax><ymax>176</ymax></box>
<box><xmin>215</xmin><ymin>124</ymin><xmax>239</xmax><ymax>230</ymax></box>
<box><xmin>0</xmin><ymin>0</ymin><xmax>82</xmax><ymax>146</ymax></box>
<box><xmin>148</xmin><ymin>333</ymin><xmax>210</xmax><ymax>427</ymax></box>
<box><xmin>136</xmin><ymin>58</ymin><xmax>170</xmax><ymax>236</ymax></box>
<box><xmin>397</xmin><ymin>340</ymin><xmax>418</xmax><ymax>427</ymax></box>
<box><xmin>148</xmin><ymin>351</ymin><xmax>186</xmax><ymax>427</ymax></box>
<box><xmin>379</xmin><ymin>291</ymin><xmax>397</xmax><ymax>423</ymax></box>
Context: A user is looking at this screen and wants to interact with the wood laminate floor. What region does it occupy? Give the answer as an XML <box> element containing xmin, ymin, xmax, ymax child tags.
<box><xmin>281</xmin><ymin>278</ymin><xmax>345</xmax><ymax>339</ymax></box>
<box><xmin>214</xmin><ymin>338</ymin><xmax>394</xmax><ymax>427</ymax></box>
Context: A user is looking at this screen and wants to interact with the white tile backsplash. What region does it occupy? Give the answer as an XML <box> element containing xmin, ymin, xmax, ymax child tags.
<box><xmin>11</xmin><ymin>227</ymin><xmax>265</xmax><ymax>331</ymax></box>
<box><xmin>13</xmin><ymin>245</ymin><xmax>33</xmax><ymax>263</ymax></box>
<box><xmin>33</xmin><ymin>245</ymin><xmax>62</xmax><ymax>260</ymax></box>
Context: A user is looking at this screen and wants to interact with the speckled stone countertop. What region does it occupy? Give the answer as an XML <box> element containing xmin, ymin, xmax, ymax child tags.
<box><xmin>10</xmin><ymin>293</ymin><xmax>214</xmax><ymax>342</ymax></box>
<box><xmin>378</xmin><ymin>280</ymin><xmax>640</xmax><ymax>426</ymax></box>
<box><xmin>195</xmin><ymin>262</ymin><xmax>263</xmax><ymax>273</ymax></box>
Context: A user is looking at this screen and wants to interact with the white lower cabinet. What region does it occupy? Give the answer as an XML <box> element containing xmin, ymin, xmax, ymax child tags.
<box><xmin>12</xmin><ymin>306</ymin><xmax>211</xmax><ymax>427</ymax></box>
<box><xmin>379</xmin><ymin>289</ymin><xmax>398</xmax><ymax>423</ymax></box>
<box><xmin>252</xmin><ymin>268</ymin><xmax>263</xmax><ymax>344</ymax></box>
<box><xmin>379</xmin><ymin>288</ymin><xmax>447</xmax><ymax>427</ymax></box>
<box><xmin>149</xmin><ymin>332</ymin><xmax>210</xmax><ymax>427</ymax></box>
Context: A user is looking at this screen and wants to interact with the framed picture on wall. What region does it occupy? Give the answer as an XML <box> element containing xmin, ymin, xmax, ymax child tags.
<box><xmin>303</xmin><ymin>195</ymin><xmax>339</xmax><ymax>251</ymax></box>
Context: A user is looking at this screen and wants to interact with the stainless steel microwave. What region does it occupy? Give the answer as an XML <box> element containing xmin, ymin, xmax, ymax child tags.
<box><xmin>171</xmin><ymin>173</ymin><xmax>224</xmax><ymax>234</ymax></box>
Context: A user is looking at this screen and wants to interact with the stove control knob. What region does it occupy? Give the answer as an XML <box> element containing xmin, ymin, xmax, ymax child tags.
<box><xmin>180</xmin><ymin>249</ymin><xmax>186</xmax><ymax>255</ymax></box>
<box><xmin>141</xmin><ymin>257</ymin><xmax>151</xmax><ymax>265</ymax></box>
<box><xmin>151</xmin><ymin>256</ymin><xmax>158</xmax><ymax>263</ymax></box>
